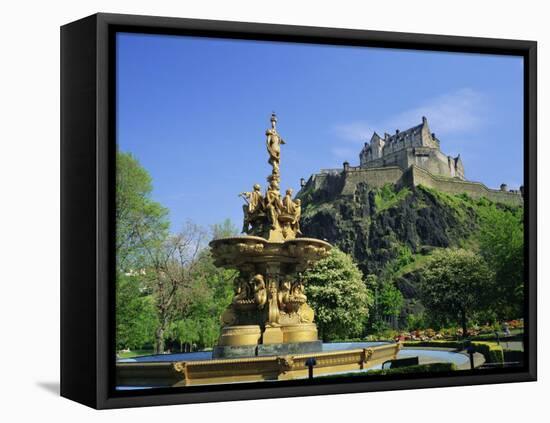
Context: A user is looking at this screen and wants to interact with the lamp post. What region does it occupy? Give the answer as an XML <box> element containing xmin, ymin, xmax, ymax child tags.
<box><xmin>305</xmin><ymin>357</ymin><xmax>317</xmax><ymax>380</ymax></box>
<box><xmin>466</xmin><ymin>345</ymin><xmax>476</xmax><ymax>370</ymax></box>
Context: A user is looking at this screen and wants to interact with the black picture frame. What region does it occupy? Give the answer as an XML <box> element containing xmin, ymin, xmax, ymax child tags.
<box><xmin>60</xmin><ymin>12</ymin><xmax>537</xmax><ymax>409</ymax></box>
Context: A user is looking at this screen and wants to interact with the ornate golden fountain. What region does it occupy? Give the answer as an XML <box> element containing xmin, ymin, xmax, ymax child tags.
<box><xmin>116</xmin><ymin>114</ymin><xmax>401</xmax><ymax>388</ymax></box>
<box><xmin>209</xmin><ymin>113</ymin><xmax>331</xmax><ymax>358</ymax></box>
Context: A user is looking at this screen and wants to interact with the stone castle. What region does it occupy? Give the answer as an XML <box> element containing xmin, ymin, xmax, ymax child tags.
<box><xmin>360</xmin><ymin>116</ymin><xmax>465</xmax><ymax>180</ymax></box>
<box><xmin>299</xmin><ymin>117</ymin><xmax>523</xmax><ymax>206</ymax></box>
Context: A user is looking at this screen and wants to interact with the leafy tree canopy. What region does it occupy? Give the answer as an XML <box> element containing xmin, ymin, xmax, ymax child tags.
<box><xmin>116</xmin><ymin>273</ymin><xmax>158</xmax><ymax>350</ymax></box>
<box><xmin>116</xmin><ymin>151</ymin><xmax>169</xmax><ymax>271</ymax></box>
<box><xmin>476</xmin><ymin>203</ymin><xmax>524</xmax><ymax>319</ymax></box>
<box><xmin>211</xmin><ymin>218</ymin><xmax>240</xmax><ymax>240</ymax></box>
<box><xmin>302</xmin><ymin>247</ymin><xmax>373</xmax><ymax>341</ymax></box>
<box><xmin>418</xmin><ymin>248</ymin><xmax>495</xmax><ymax>337</ymax></box>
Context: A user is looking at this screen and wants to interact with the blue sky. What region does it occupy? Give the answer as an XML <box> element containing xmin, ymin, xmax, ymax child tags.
<box><xmin>117</xmin><ymin>33</ymin><xmax>524</xmax><ymax>232</ymax></box>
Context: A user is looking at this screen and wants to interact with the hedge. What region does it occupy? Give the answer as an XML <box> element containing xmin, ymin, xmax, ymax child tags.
<box><xmin>472</xmin><ymin>341</ymin><xmax>504</xmax><ymax>364</ymax></box>
<box><xmin>403</xmin><ymin>340</ymin><xmax>504</xmax><ymax>364</ymax></box>
<box><xmin>404</xmin><ymin>340</ymin><xmax>468</xmax><ymax>349</ymax></box>
<box><xmin>366</xmin><ymin>362</ymin><xmax>456</xmax><ymax>375</ymax></box>
<box><xmin>318</xmin><ymin>363</ymin><xmax>456</xmax><ymax>379</ymax></box>
<box><xmin>471</xmin><ymin>333</ymin><xmax>523</xmax><ymax>342</ymax></box>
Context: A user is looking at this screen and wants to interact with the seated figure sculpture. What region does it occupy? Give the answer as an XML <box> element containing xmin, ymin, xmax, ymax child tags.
<box><xmin>240</xmin><ymin>184</ymin><xmax>263</xmax><ymax>233</ymax></box>
<box><xmin>282</xmin><ymin>189</ymin><xmax>302</xmax><ymax>235</ymax></box>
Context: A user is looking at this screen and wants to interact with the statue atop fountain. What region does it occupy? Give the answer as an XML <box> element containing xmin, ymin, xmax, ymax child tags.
<box><xmin>210</xmin><ymin>114</ymin><xmax>332</xmax><ymax>358</ymax></box>
<box><xmin>238</xmin><ymin>113</ymin><xmax>303</xmax><ymax>242</ymax></box>
<box><xmin>266</xmin><ymin>112</ymin><xmax>285</xmax><ymax>177</ymax></box>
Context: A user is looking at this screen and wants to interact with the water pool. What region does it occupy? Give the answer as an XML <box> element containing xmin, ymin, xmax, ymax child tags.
<box><xmin>117</xmin><ymin>341</ymin><xmax>390</xmax><ymax>363</ymax></box>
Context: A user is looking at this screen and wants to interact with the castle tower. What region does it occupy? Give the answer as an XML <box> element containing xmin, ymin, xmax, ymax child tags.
<box><xmin>359</xmin><ymin>132</ymin><xmax>385</xmax><ymax>166</ymax></box>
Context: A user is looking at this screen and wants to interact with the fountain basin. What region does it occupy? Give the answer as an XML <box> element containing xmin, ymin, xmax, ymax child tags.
<box><xmin>117</xmin><ymin>342</ymin><xmax>401</xmax><ymax>388</ymax></box>
<box><xmin>115</xmin><ymin>342</ymin><xmax>482</xmax><ymax>389</ymax></box>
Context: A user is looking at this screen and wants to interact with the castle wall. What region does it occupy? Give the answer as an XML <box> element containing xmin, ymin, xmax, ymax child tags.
<box><xmin>302</xmin><ymin>165</ymin><xmax>522</xmax><ymax>207</ymax></box>
<box><xmin>308</xmin><ymin>171</ymin><xmax>346</xmax><ymax>196</ymax></box>
<box><xmin>411</xmin><ymin>148</ymin><xmax>457</xmax><ymax>179</ymax></box>
<box><xmin>340</xmin><ymin>166</ymin><xmax>404</xmax><ymax>196</ymax></box>
<box><xmin>401</xmin><ymin>165</ymin><xmax>523</xmax><ymax>206</ymax></box>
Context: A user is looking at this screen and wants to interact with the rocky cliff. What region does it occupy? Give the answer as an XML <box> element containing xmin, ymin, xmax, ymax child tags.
<box><xmin>297</xmin><ymin>177</ymin><xmax>524</xmax><ymax>327</ymax></box>
<box><xmin>300</xmin><ymin>182</ymin><xmax>478</xmax><ymax>275</ymax></box>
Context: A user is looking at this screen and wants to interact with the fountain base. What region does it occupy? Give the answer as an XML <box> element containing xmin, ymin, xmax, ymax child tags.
<box><xmin>216</xmin><ymin>325</ymin><xmax>262</xmax><ymax>347</ymax></box>
<box><xmin>256</xmin><ymin>340</ymin><xmax>322</xmax><ymax>356</ymax></box>
<box><xmin>212</xmin><ymin>323</ymin><xmax>322</xmax><ymax>358</ymax></box>
<box><xmin>263</xmin><ymin>326</ymin><xmax>284</xmax><ymax>344</ymax></box>
<box><xmin>213</xmin><ymin>340</ymin><xmax>323</xmax><ymax>359</ymax></box>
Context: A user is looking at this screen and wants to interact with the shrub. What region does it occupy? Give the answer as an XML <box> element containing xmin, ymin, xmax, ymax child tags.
<box><xmin>403</xmin><ymin>340</ymin><xmax>504</xmax><ymax>364</ymax></box>
<box><xmin>472</xmin><ymin>341</ymin><xmax>504</xmax><ymax>364</ymax></box>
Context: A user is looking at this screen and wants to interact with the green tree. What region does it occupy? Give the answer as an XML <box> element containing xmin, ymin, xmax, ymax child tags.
<box><xmin>168</xmin><ymin>319</ymin><xmax>200</xmax><ymax>352</ymax></box>
<box><xmin>142</xmin><ymin>222</ymin><xmax>208</xmax><ymax>354</ymax></box>
<box><xmin>211</xmin><ymin>218</ymin><xmax>239</xmax><ymax>239</ymax></box>
<box><xmin>418</xmin><ymin>248</ymin><xmax>495</xmax><ymax>337</ymax></box>
<box><xmin>116</xmin><ymin>151</ymin><xmax>169</xmax><ymax>272</ymax></box>
<box><xmin>160</xmin><ymin>223</ymin><xmax>239</xmax><ymax>352</ymax></box>
<box><xmin>302</xmin><ymin>248</ymin><xmax>373</xmax><ymax>341</ymax></box>
<box><xmin>115</xmin><ymin>273</ymin><xmax>157</xmax><ymax>351</ymax></box>
<box><xmin>366</xmin><ymin>273</ymin><xmax>403</xmax><ymax>333</ymax></box>
<box><xmin>378</xmin><ymin>280</ymin><xmax>404</xmax><ymax>320</ymax></box>
<box><xmin>477</xmin><ymin>203</ymin><xmax>524</xmax><ymax>319</ymax></box>
<box><xmin>116</xmin><ymin>151</ymin><xmax>169</xmax><ymax>353</ymax></box>
<box><xmin>180</xmin><ymin>247</ymin><xmax>237</xmax><ymax>349</ymax></box>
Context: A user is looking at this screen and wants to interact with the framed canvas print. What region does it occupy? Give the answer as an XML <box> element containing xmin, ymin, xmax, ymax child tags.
<box><xmin>60</xmin><ymin>13</ymin><xmax>537</xmax><ymax>409</ymax></box>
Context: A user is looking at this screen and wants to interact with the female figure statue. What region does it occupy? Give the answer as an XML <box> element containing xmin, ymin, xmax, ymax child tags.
<box><xmin>264</xmin><ymin>179</ymin><xmax>283</xmax><ymax>230</ymax></box>
<box><xmin>266</xmin><ymin>113</ymin><xmax>285</xmax><ymax>176</ymax></box>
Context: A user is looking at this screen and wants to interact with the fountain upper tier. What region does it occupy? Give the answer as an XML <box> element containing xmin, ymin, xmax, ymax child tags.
<box><xmin>210</xmin><ymin>235</ymin><xmax>331</xmax><ymax>272</ymax></box>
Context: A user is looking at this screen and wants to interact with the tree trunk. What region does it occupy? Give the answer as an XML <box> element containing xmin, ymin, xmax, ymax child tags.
<box><xmin>461</xmin><ymin>309</ymin><xmax>468</xmax><ymax>338</ymax></box>
<box><xmin>155</xmin><ymin>326</ymin><xmax>165</xmax><ymax>354</ymax></box>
